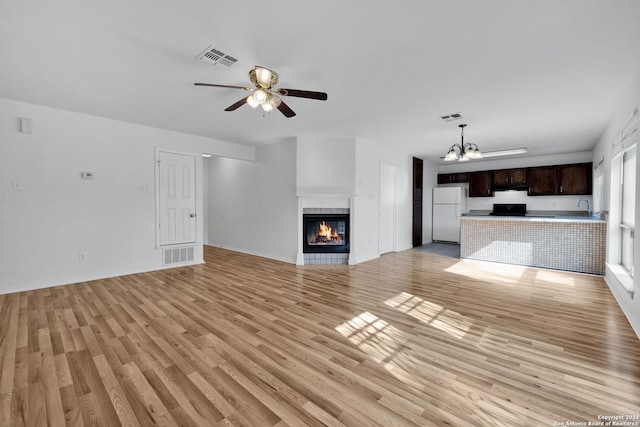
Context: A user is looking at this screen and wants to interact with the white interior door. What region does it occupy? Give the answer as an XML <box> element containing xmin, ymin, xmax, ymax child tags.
<box><xmin>158</xmin><ymin>151</ymin><xmax>197</xmax><ymax>246</ymax></box>
<box><xmin>379</xmin><ymin>162</ymin><xmax>397</xmax><ymax>254</ymax></box>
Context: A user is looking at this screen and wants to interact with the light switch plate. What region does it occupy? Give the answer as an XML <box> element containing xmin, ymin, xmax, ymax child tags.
<box><xmin>20</xmin><ymin>118</ymin><xmax>33</xmax><ymax>134</ymax></box>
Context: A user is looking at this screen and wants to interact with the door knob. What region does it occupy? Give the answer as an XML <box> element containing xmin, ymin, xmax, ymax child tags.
<box><xmin>190</xmin><ymin>213</ymin><xmax>196</xmax><ymax>218</ymax></box>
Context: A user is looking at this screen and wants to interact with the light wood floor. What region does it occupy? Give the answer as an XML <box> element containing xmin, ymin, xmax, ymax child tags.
<box><xmin>1</xmin><ymin>246</ymin><xmax>639</xmax><ymax>426</ymax></box>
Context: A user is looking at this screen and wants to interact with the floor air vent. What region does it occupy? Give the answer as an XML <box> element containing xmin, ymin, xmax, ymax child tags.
<box><xmin>196</xmin><ymin>45</ymin><xmax>238</xmax><ymax>68</ymax></box>
<box><xmin>163</xmin><ymin>247</ymin><xmax>195</xmax><ymax>265</ymax></box>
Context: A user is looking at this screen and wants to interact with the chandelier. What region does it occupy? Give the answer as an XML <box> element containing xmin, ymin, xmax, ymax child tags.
<box><xmin>444</xmin><ymin>124</ymin><xmax>482</xmax><ymax>162</ymax></box>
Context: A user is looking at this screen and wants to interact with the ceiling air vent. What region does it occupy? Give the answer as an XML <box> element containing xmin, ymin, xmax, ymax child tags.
<box><xmin>440</xmin><ymin>113</ymin><xmax>463</xmax><ymax>122</ymax></box>
<box><xmin>196</xmin><ymin>45</ymin><xmax>238</xmax><ymax>69</ymax></box>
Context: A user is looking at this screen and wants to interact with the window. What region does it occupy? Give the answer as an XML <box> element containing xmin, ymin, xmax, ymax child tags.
<box><xmin>620</xmin><ymin>145</ymin><xmax>636</xmax><ymax>276</ymax></box>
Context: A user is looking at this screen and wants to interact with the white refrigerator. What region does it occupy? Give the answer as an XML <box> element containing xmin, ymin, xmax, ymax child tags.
<box><xmin>432</xmin><ymin>187</ymin><xmax>466</xmax><ymax>243</ymax></box>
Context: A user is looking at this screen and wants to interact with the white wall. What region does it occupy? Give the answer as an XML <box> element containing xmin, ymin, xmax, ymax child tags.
<box><xmin>206</xmin><ymin>139</ymin><xmax>298</xmax><ymax>263</ymax></box>
<box><xmin>0</xmin><ymin>97</ymin><xmax>254</xmax><ymax>294</ymax></box>
<box><xmin>592</xmin><ymin>69</ymin><xmax>640</xmax><ymax>338</ymax></box>
<box><xmin>438</xmin><ymin>151</ymin><xmax>594</xmax><ymax>212</ymax></box>
<box><xmin>422</xmin><ymin>160</ymin><xmax>438</xmax><ymax>244</ymax></box>
<box><xmin>354</xmin><ymin>139</ymin><xmax>415</xmax><ymax>263</ymax></box>
<box><xmin>297</xmin><ymin>136</ymin><xmax>356</xmax><ymax>195</ymax></box>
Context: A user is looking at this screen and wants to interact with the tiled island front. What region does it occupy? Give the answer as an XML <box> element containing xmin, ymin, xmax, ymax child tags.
<box><xmin>460</xmin><ymin>216</ymin><xmax>606</xmax><ymax>275</ymax></box>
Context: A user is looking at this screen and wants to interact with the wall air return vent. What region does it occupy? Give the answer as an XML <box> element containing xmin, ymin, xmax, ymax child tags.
<box><xmin>440</xmin><ymin>113</ymin><xmax>463</xmax><ymax>122</ymax></box>
<box><xmin>163</xmin><ymin>246</ymin><xmax>195</xmax><ymax>265</ymax></box>
<box><xmin>196</xmin><ymin>45</ymin><xmax>238</xmax><ymax>69</ymax></box>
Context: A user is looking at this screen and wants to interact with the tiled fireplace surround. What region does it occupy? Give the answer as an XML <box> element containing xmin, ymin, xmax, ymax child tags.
<box><xmin>296</xmin><ymin>195</ymin><xmax>355</xmax><ymax>265</ymax></box>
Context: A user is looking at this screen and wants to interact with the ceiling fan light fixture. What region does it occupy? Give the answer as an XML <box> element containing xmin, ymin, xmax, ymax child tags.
<box><xmin>268</xmin><ymin>94</ymin><xmax>282</xmax><ymax>108</ymax></box>
<box><xmin>195</xmin><ymin>65</ymin><xmax>326</xmax><ymax>118</ymax></box>
<box><xmin>247</xmin><ymin>95</ymin><xmax>259</xmax><ymax>108</ymax></box>
<box><xmin>262</xmin><ymin>102</ymin><xmax>274</xmax><ymax>113</ymax></box>
<box><xmin>255</xmin><ymin>67</ymin><xmax>274</xmax><ymax>88</ymax></box>
<box><xmin>253</xmin><ymin>89</ymin><xmax>267</xmax><ymax>104</ymax></box>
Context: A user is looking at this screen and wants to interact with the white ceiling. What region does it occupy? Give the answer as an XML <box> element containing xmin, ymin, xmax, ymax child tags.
<box><xmin>1</xmin><ymin>1</ymin><xmax>640</xmax><ymax>163</ymax></box>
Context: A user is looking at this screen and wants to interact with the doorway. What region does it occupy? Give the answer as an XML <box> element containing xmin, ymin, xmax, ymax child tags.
<box><xmin>379</xmin><ymin>162</ymin><xmax>397</xmax><ymax>255</ymax></box>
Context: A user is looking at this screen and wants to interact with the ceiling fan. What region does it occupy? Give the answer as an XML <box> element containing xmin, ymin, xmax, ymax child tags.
<box><xmin>194</xmin><ymin>66</ymin><xmax>328</xmax><ymax>118</ymax></box>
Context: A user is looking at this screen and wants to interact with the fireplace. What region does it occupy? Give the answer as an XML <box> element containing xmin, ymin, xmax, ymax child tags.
<box><xmin>303</xmin><ymin>214</ymin><xmax>350</xmax><ymax>253</ymax></box>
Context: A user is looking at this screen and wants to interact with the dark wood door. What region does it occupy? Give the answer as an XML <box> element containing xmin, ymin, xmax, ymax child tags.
<box><xmin>493</xmin><ymin>169</ymin><xmax>510</xmax><ymax>186</ymax></box>
<box><xmin>437</xmin><ymin>173</ymin><xmax>468</xmax><ymax>184</ymax></box>
<box><xmin>469</xmin><ymin>171</ymin><xmax>493</xmax><ymax>197</ymax></box>
<box><xmin>412</xmin><ymin>157</ymin><xmax>423</xmax><ymax>247</ymax></box>
<box><xmin>511</xmin><ymin>168</ymin><xmax>527</xmax><ymax>185</ymax></box>
<box><xmin>558</xmin><ymin>163</ymin><xmax>592</xmax><ymax>195</ymax></box>
<box><xmin>527</xmin><ymin>167</ymin><xmax>558</xmax><ymax>195</ymax></box>
<box><xmin>437</xmin><ymin>174</ymin><xmax>450</xmax><ymax>184</ymax></box>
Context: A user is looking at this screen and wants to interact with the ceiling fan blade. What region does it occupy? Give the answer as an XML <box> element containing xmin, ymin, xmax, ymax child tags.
<box><xmin>277</xmin><ymin>100</ymin><xmax>296</xmax><ymax>118</ymax></box>
<box><xmin>194</xmin><ymin>83</ymin><xmax>252</xmax><ymax>91</ymax></box>
<box><xmin>276</xmin><ymin>88</ymin><xmax>328</xmax><ymax>101</ymax></box>
<box><xmin>225</xmin><ymin>97</ymin><xmax>249</xmax><ymax>111</ymax></box>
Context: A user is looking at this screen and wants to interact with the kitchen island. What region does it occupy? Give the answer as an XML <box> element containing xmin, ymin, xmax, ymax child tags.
<box><xmin>460</xmin><ymin>215</ymin><xmax>606</xmax><ymax>275</ymax></box>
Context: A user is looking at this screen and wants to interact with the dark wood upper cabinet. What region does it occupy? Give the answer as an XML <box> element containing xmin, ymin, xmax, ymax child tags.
<box><xmin>437</xmin><ymin>173</ymin><xmax>468</xmax><ymax>184</ymax></box>
<box><xmin>493</xmin><ymin>168</ymin><xmax>526</xmax><ymax>186</ymax></box>
<box><xmin>527</xmin><ymin>166</ymin><xmax>558</xmax><ymax>195</ymax></box>
<box><xmin>469</xmin><ymin>171</ymin><xmax>493</xmax><ymax>197</ymax></box>
<box><xmin>527</xmin><ymin>163</ymin><xmax>592</xmax><ymax>196</ymax></box>
<box><xmin>558</xmin><ymin>163</ymin><xmax>592</xmax><ymax>195</ymax></box>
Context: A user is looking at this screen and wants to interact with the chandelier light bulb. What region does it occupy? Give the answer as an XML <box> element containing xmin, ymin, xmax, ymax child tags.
<box><xmin>444</xmin><ymin>147</ymin><xmax>459</xmax><ymax>161</ymax></box>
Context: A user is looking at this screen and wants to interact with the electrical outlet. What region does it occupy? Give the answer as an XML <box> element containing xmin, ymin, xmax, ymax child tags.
<box><xmin>140</xmin><ymin>185</ymin><xmax>149</xmax><ymax>193</ymax></box>
<box><xmin>78</xmin><ymin>253</ymin><xmax>87</xmax><ymax>262</ymax></box>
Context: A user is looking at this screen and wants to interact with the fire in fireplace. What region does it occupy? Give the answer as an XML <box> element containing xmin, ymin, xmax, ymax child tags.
<box><xmin>303</xmin><ymin>214</ymin><xmax>349</xmax><ymax>253</ymax></box>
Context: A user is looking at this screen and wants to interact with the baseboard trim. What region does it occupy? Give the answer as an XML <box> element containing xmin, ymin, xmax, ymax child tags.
<box><xmin>205</xmin><ymin>244</ymin><xmax>297</xmax><ymax>264</ymax></box>
<box><xmin>0</xmin><ymin>260</ymin><xmax>205</xmax><ymax>296</ymax></box>
<box><xmin>604</xmin><ymin>266</ymin><xmax>640</xmax><ymax>340</ymax></box>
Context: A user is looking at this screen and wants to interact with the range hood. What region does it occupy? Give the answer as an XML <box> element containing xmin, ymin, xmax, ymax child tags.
<box><xmin>493</xmin><ymin>183</ymin><xmax>528</xmax><ymax>192</ymax></box>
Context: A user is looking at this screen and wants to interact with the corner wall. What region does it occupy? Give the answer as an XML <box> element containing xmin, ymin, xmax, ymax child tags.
<box><xmin>0</xmin><ymin>97</ymin><xmax>254</xmax><ymax>294</ymax></box>
<box><xmin>354</xmin><ymin>139</ymin><xmax>419</xmax><ymax>263</ymax></box>
<box><xmin>206</xmin><ymin>139</ymin><xmax>298</xmax><ymax>263</ymax></box>
<box><xmin>592</xmin><ymin>69</ymin><xmax>640</xmax><ymax>338</ymax></box>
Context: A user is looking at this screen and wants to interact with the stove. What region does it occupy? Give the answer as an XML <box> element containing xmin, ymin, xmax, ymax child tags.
<box><xmin>490</xmin><ymin>203</ymin><xmax>527</xmax><ymax>216</ymax></box>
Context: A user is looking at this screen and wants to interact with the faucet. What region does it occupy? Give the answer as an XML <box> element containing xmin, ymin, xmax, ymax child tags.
<box><xmin>578</xmin><ymin>197</ymin><xmax>591</xmax><ymax>217</ymax></box>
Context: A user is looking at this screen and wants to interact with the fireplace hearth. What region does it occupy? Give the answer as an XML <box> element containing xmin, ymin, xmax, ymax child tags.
<box><xmin>303</xmin><ymin>213</ymin><xmax>350</xmax><ymax>253</ymax></box>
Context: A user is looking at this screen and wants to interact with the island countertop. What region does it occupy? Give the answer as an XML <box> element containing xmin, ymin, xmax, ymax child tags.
<box><xmin>460</xmin><ymin>215</ymin><xmax>606</xmax><ymax>275</ymax></box>
<box><xmin>460</xmin><ymin>214</ymin><xmax>605</xmax><ymax>223</ymax></box>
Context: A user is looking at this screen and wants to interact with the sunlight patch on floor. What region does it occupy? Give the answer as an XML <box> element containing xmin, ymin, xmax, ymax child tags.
<box><xmin>445</xmin><ymin>258</ymin><xmax>527</xmax><ymax>287</ymax></box>
<box><xmin>534</xmin><ymin>270</ymin><xmax>575</xmax><ymax>287</ymax></box>
<box><xmin>335</xmin><ymin>311</ymin><xmax>446</xmax><ymax>390</ymax></box>
<box><xmin>384</xmin><ymin>292</ymin><xmax>472</xmax><ymax>339</ymax></box>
